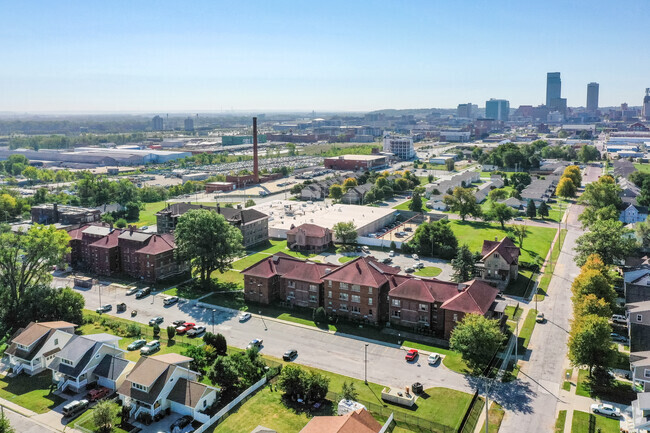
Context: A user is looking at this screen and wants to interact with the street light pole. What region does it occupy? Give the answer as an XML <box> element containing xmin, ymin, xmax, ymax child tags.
<box><xmin>364</xmin><ymin>344</ymin><xmax>369</xmax><ymax>384</ymax></box>
<box><xmin>212</xmin><ymin>309</ymin><xmax>215</xmax><ymax>333</ymax></box>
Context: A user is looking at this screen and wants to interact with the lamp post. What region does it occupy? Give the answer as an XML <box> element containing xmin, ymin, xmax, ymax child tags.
<box><xmin>364</xmin><ymin>344</ymin><xmax>369</xmax><ymax>384</ymax></box>
<box><xmin>212</xmin><ymin>309</ymin><xmax>216</xmax><ymax>333</ymax></box>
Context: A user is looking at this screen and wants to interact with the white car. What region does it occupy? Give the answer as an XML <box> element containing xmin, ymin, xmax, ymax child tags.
<box><xmin>389</xmin><ymin>251</ymin><xmax>395</xmax><ymax>257</ymax></box>
<box><xmin>412</xmin><ymin>254</ymin><xmax>419</xmax><ymax>260</ymax></box>
<box><xmin>163</xmin><ymin>296</ymin><xmax>179</xmax><ymax>306</ymax></box>
<box><xmin>590</xmin><ymin>403</ymin><xmax>621</xmax><ymax>418</ymax></box>
<box><xmin>427</xmin><ymin>353</ymin><xmax>441</xmax><ymax>365</ymax></box>
<box><xmin>238</xmin><ymin>312</ymin><xmax>251</xmax><ymax>322</ymax></box>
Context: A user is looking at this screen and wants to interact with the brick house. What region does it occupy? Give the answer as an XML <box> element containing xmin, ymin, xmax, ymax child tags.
<box><xmin>287</xmin><ymin>223</ymin><xmax>333</xmax><ymax>253</ymax></box>
<box><xmin>475</xmin><ymin>237</ymin><xmax>520</xmax><ymax>290</ymax></box>
<box><xmin>388</xmin><ymin>278</ymin><xmax>500</xmax><ymax>338</ymax></box>
<box><xmin>241</xmin><ymin>252</ymin><xmax>339</xmax><ymax>307</ymax></box>
<box><xmin>155</xmin><ymin>202</ymin><xmax>269</xmax><ymax>248</ymax></box>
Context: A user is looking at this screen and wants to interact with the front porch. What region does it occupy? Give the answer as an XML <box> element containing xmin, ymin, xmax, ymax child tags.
<box><xmin>52</xmin><ymin>371</ymin><xmax>89</xmax><ymax>393</ymax></box>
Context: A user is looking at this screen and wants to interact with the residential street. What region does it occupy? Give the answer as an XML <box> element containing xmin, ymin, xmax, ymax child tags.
<box><xmin>498</xmin><ymin>204</ymin><xmax>583</xmax><ymax>433</ymax></box>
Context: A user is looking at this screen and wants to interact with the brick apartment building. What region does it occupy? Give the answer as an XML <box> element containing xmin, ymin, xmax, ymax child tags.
<box><xmin>31</xmin><ymin>203</ymin><xmax>100</xmax><ymax>225</ymax></box>
<box><xmin>156</xmin><ymin>203</ymin><xmax>269</xmax><ymax>248</ymax></box>
<box><xmin>66</xmin><ymin>224</ymin><xmax>188</xmax><ymax>282</ymax></box>
<box><xmin>286</xmin><ymin>223</ymin><xmax>333</xmax><ymax>253</ymax></box>
<box><xmin>242</xmin><ymin>254</ymin><xmax>500</xmax><ymax>337</ymax></box>
<box><xmin>324</xmin><ymin>154</ymin><xmax>388</xmax><ymax>171</ymax></box>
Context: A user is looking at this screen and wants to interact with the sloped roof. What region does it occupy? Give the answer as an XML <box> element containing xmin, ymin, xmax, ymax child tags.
<box><xmin>82</xmin><ymin>226</ymin><xmax>112</xmax><ymax>237</ymax></box>
<box><xmin>241</xmin><ymin>252</ymin><xmax>305</xmax><ymax>279</ymax></box>
<box><xmin>167</xmin><ymin>378</ymin><xmax>215</xmax><ymax>408</ymax></box>
<box><xmin>287</xmin><ymin>223</ymin><xmax>329</xmax><ymax>237</ymax></box>
<box><xmin>300</xmin><ymin>408</ymin><xmax>382</xmax><ymax>433</ymax></box>
<box><xmin>94</xmin><ymin>355</ymin><xmax>131</xmax><ymax>380</ymax></box>
<box><xmin>90</xmin><ymin>229</ymin><xmax>121</xmax><ymax>249</ymax></box>
<box><xmin>481</xmin><ymin>237</ymin><xmax>520</xmax><ymax>264</ymax></box>
<box><xmin>441</xmin><ymin>280</ymin><xmax>499</xmax><ymax>315</ymax></box>
<box><xmin>324</xmin><ymin>256</ymin><xmax>399</xmax><ymax>288</ymax></box>
<box><xmin>118</xmin><ymin>231</ymin><xmax>152</xmax><ymax>242</ymax></box>
<box><xmin>282</xmin><ymin>262</ymin><xmax>339</xmax><ymax>284</ymax></box>
<box><xmin>388</xmin><ymin>277</ymin><xmax>460</xmax><ymax>304</ymax></box>
<box><xmin>157</xmin><ymin>202</ymin><xmax>268</xmax><ymax>225</ymax></box>
<box><xmin>10</xmin><ymin>321</ymin><xmax>75</xmax><ymax>347</ymax></box>
<box><xmin>135</xmin><ymin>233</ymin><xmax>176</xmax><ymax>255</ymax></box>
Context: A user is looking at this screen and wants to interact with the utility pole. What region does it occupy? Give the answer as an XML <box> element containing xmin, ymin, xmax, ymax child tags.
<box><xmin>212</xmin><ymin>309</ymin><xmax>216</xmax><ymax>333</ymax></box>
<box><xmin>364</xmin><ymin>344</ymin><xmax>369</xmax><ymax>384</ymax></box>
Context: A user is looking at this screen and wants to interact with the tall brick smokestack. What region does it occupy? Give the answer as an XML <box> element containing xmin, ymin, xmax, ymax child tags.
<box><xmin>253</xmin><ymin>117</ymin><xmax>259</xmax><ymax>183</ymax></box>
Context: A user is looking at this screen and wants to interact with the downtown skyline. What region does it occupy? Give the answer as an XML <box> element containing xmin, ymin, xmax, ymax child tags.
<box><xmin>1</xmin><ymin>0</ymin><xmax>649</xmax><ymax>113</ymax></box>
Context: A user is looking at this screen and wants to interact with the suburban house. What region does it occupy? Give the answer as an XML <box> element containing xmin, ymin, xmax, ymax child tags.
<box><xmin>388</xmin><ymin>277</ymin><xmax>500</xmax><ymax>339</ymax></box>
<box><xmin>498</xmin><ymin>197</ymin><xmax>525</xmax><ymax>211</ymax></box>
<box><xmin>66</xmin><ymin>224</ymin><xmax>189</xmax><ymax>282</ymax></box>
<box><xmin>475</xmin><ymin>237</ymin><xmax>521</xmax><ymax>290</ymax></box>
<box><xmin>300</xmin><ymin>184</ymin><xmax>327</xmax><ymax>201</ymax></box>
<box><xmin>5</xmin><ymin>321</ymin><xmax>76</xmax><ymax>376</ymax></box>
<box><xmin>631</xmin><ymin>392</ymin><xmax>650</xmax><ymax>433</ymax></box>
<box><xmin>341</xmin><ymin>184</ymin><xmax>373</xmax><ymax>205</ymax></box>
<box><xmin>630</xmin><ymin>352</ymin><xmax>650</xmax><ymax>391</ymax></box>
<box><xmin>624</xmin><ymin>269</ymin><xmax>650</xmax><ymax>303</ymax></box>
<box><xmin>287</xmin><ymin>223</ymin><xmax>333</xmax><ymax>253</ymax></box>
<box><xmin>426</xmin><ymin>195</ymin><xmax>448</xmax><ymax>211</ymax></box>
<box><xmin>628</xmin><ymin>301</ymin><xmax>650</xmax><ymax>352</ymax></box>
<box><xmin>117</xmin><ymin>354</ymin><xmax>219</xmax><ymax>423</ymax></box>
<box><xmin>48</xmin><ymin>333</ymin><xmax>129</xmax><ymax>392</ymax></box>
<box><xmin>621</xmin><ymin>203</ymin><xmax>649</xmax><ymax>224</ymax></box>
<box><xmin>474</xmin><ymin>176</ymin><xmax>505</xmax><ymax>203</ymax></box>
<box><xmin>613</xmin><ymin>159</ymin><xmax>638</xmax><ymax>179</ymax></box>
<box><xmin>300</xmin><ymin>408</ymin><xmax>384</xmax><ymax>433</ymax></box>
<box><xmin>242</xmin><ymin>252</ymin><xmax>340</xmax><ymax>307</ymax></box>
<box><xmin>520</xmin><ymin>175</ymin><xmax>560</xmax><ymax>203</ymax></box>
<box><xmin>155</xmin><ymin>202</ymin><xmax>269</xmax><ymax>247</ymax></box>
<box><xmin>425</xmin><ymin>171</ymin><xmax>480</xmax><ymax>199</ymax></box>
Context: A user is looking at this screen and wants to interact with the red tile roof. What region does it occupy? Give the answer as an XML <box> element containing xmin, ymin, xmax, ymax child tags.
<box><xmin>481</xmin><ymin>237</ymin><xmax>520</xmax><ymax>264</ymax></box>
<box><xmin>135</xmin><ymin>234</ymin><xmax>176</xmax><ymax>255</ymax></box>
<box><xmin>300</xmin><ymin>408</ymin><xmax>382</xmax><ymax>433</ymax></box>
<box><xmin>241</xmin><ymin>252</ymin><xmax>306</xmax><ymax>279</ymax></box>
<box><xmin>441</xmin><ymin>280</ymin><xmax>499</xmax><ymax>315</ymax></box>
<box><xmin>67</xmin><ymin>225</ymin><xmax>88</xmax><ymax>241</ymax></box>
<box><xmin>388</xmin><ymin>276</ymin><xmax>460</xmax><ymax>304</ymax></box>
<box><xmin>287</xmin><ymin>223</ymin><xmax>329</xmax><ymax>238</ymax></box>
<box><xmin>282</xmin><ymin>261</ymin><xmax>339</xmax><ymax>284</ymax></box>
<box><xmin>324</xmin><ymin>256</ymin><xmax>400</xmax><ymax>288</ymax></box>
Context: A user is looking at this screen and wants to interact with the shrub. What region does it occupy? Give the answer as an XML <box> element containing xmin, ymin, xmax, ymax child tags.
<box><xmin>313</xmin><ymin>307</ymin><xmax>327</xmax><ymax>324</ymax></box>
<box><xmin>126</xmin><ymin>323</ymin><xmax>141</xmax><ymax>338</ymax></box>
<box><xmin>166</xmin><ymin>326</ymin><xmax>176</xmax><ymax>341</ymax></box>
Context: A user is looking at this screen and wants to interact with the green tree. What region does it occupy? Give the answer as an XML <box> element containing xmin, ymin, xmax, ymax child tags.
<box><xmin>451</xmin><ymin>244</ymin><xmax>476</xmax><ymax>282</ymax></box>
<box><xmin>204</xmin><ymin>332</ymin><xmax>228</xmax><ymax>356</ymax></box>
<box><xmin>485</xmin><ymin>202</ymin><xmax>515</xmax><ymax>229</ymax></box>
<box><xmin>578</xmin><ymin>204</ymin><xmax>619</xmax><ymax>228</ymax></box>
<box><xmin>636</xmin><ymin>220</ymin><xmax>650</xmax><ymax>249</ymax></box>
<box><xmin>92</xmin><ymin>400</ymin><xmax>120</xmax><ymax>433</ymax></box>
<box><xmin>333</xmin><ymin>221</ymin><xmax>357</xmax><ymax>247</ymax></box>
<box><xmin>286</xmin><ymin>142</ymin><xmax>297</xmax><ymax>156</ymax></box>
<box><xmin>555</xmin><ymin>177</ymin><xmax>576</xmax><ymax>198</ymax></box>
<box><xmin>574</xmin><ymin>294</ymin><xmax>612</xmax><ymax>319</ymax></box>
<box><xmin>511</xmin><ymin>224</ymin><xmax>528</xmax><ymax>248</ymax></box>
<box><xmin>304</xmin><ymin>371</ymin><xmax>329</xmax><ymax>402</ymax></box>
<box><xmin>562</xmin><ymin>165</ymin><xmax>582</xmax><ymax>188</ymax></box>
<box><xmin>445</xmin><ymin>159</ymin><xmax>455</xmax><ymax>171</ymax></box>
<box><xmin>409</xmin><ymin>192</ymin><xmax>423</xmax><ymax>212</ymax></box>
<box><xmin>488</xmin><ymin>188</ymin><xmax>509</xmax><ymax>202</ymax></box>
<box><xmin>329</xmin><ymin>184</ymin><xmax>343</xmax><ymax>201</ymax></box>
<box><xmin>208</xmin><ymin>356</ymin><xmax>239</xmax><ymax>396</ymax></box>
<box><xmin>342</xmin><ymin>381</ymin><xmax>359</xmax><ymax>401</ymax></box>
<box><xmin>20</xmin><ymin>285</ymin><xmax>85</xmax><ymax>328</ymax></box>
<box><xmin>245</xmin><ymin>199</ymin><xmax>256</xmax><ymax>208</ymax></box>
<box><xmin>571</xmin><ymin>269</ymin><xmax>617</xmax><ymax>307</ymax></box>
<box><xmin>101</xmin><ymin>213</ymin><xmax>115</xmax><ymax>225</ymax></box>
<box><xmin>115</xmin><ymin>218</ymin><xmax>127</xmax><ymax>228</ymax></box>
<box><xmin>166</xmin><ymin>326</ymin><xmax>176</xmax><ymax>341</ymax></box>
<box><xmin>183</xmin><ymin>345</ymin><xmax>209</xmax><ymax>375</ymax></box>
<box><xmin>568</xmin><ymin>315</ymin><xmax>614</xmax><ymax>376</ymax></box>
<box><xmin>313</xmin><ymin>307</ymin><xmax>327</xmax><ymax>324</ymax></box>
<box><xmin>22</xmin><ymin>166</ymin><xmax>40</xmax><ymax>184</ymax></box>
<box><xmin>449</xmin><ymin>314</ymin><xmax>505</xmax><ymax>373</ymax></box>
<box><xmin>0</xmin><ymin>194</ymin><xmax>18</xmax><ymax>222</ymax></box>
<box><xmin>525</xmin><ymin>200</ymin><xmax>536</xmax><ymax>218</ymax></box>
<box><xmin>578</xmin><ymin>176</ymin><xmax>621</xmax><ymax>210</ymax></box>
<box><xmin>277</xmin><ymin>365</ymin><xmax>304</xmax><ymax>399</ymax></box>
<box><xmin>409</xmin><ymin>219</ymin><xmax>458</xmax><ymax>259</ymax></box>
<box><xmin>578</xmin><ymin>145</ymin><xmax>600</xmax><ymax>163</ymax></box>
<box><xmin>342</xmin><ymin>178</ymin><xmax>358</xmax><ymax>191</ymax></box>
<box><xmin>537</xmin><ymin>201</ymin><xmax>549</xmax><ymax>219</ymax></box>
<box><xmin>444</xmin><ymin>187</ymin><xmax>482</xmax><ymax>221</ymax></box>
<box><xmin>175</xmin><ymin>209</ymin><xmax>244</xmax><ymax>286</ymax></box>
<box><xmin>574</xmin><ymin>219</ymin><xmax>638</xmax><ymax>266</ymax></box>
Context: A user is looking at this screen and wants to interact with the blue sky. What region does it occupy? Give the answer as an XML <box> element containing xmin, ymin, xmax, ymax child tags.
<box><xmin>1</xmin><ymin>0</ymin><xmax>648</xmax><ymax>113</ymax></box>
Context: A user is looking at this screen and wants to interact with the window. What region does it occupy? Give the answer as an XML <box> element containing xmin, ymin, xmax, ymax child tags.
<box><xmin>340</xmin><ymin>283</ymin><xmax>349</xmax><ymax>290</ymax></box>
<box><xmin>340</xmin><ymin>304</ymin><xmax>348</xmax><ymax>311</ymax></box>
<box><xmin>351</xmin><ymin>295</ymin><xmax>361</xmax><ymax>303</ymax></box>
<box><xmin>339</xmin><ymin>293</ymin><xmax>349</xmax><ymax>301</ymax></box>
<box><xmin>645</xmin><ymin>369</ymin><xmax>650</xmax><ymax>378</ymax></box>
<box><xmin>392</xmin><ymin>310</ymin><xmax>401</xmax><ymax>318</ymax></box>
<box><xmin>328</xmin><ymin>301</ymin><xmax>332</xmax><ymax>307</ymax></box>
<box><xmin>288</xmin><ymin>291</ymin><xmax>294</xmax><ymax>298</ymax></box>
<box><xmin>54</xmin><ymin>339</ymin><xmax>59</xmax><ymax>345</ymax></box>
<box><xmin>638</xmin><ymin>315</ymin><xmax>643</xmax><ymax>322</ymax></box>
<box><xmin>61</xmin><ymin>359</ymin><xmax>74</xmax><ymax>366</ymax></box>
<box><xmin>328</xmin><ymin>291</ymin><xmax>332</xmax><ymax>299</ymax></box>
<box><xmin>368</xmin><ymin>309</ymin><xmax>373</xmax><ymax>315</ymax></box>
<box><xmin>351</xmin><ymin>284</ymin><xmax>361</xmax><ymax>292</ymax></box>
<box><xmin>351</xmin><ymin>306</ymin><xmax>361</xmax><ymax>313</ymax></box>
<box><xmin>368</xmin><ymin>287</ymin><xmax>373</xmax><ymax>295</ymax></box>
<box><xmin>495</xmin><ymin>253</ymin><xmax>500</xmax><ymax>259</ymax></box>
<box><xmin>287</xmin><ymin>281</ymin><xmax>295</xmax><ymax>288</ymax></box>
<box><xmin>419</xmin><ymin>304</ymin><xmax>427</xmax><ymax>312</ymax></box>
<box><xmin>328</xmin><ymin>280</ymin><xmax>332</xmax><ymax>287</ymax></box>
<box><xmin>432</xmin><ymin>303</ymin><xmax>438</xmax><ymax>311</ymax></box>
<box><xmin>368</xmin><ymin>298</ymin><xmax>373</xmax><ymax>305</ymax></box>
<box><xmin>309</xmin><ymin>284</ymin><xmax>318</xmax><ymax>292</ymax></box>
<box><xmin>392</xmin><ymin>299</ymin><xmax>401</xmax><ymax>307</ymax></box>
<box><xmin>453</xmin><ymin>313</ymin><xmax>458</xmax><ymax>322</ymax></box>
<box><xmin>309</xmin><ymin>295</ymin><xmax>317</xmax><ymax>303</ymax></box>
<box><xmin>132</xmin><ymin>383</ymin><xmax>148</xmax><ymax>392</ymax></box>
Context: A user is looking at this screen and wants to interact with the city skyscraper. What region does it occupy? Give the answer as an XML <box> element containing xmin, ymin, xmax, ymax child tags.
<box><xmin>587</xmin><ymin>82</ymin><xmax>599</xmax><ymax>113</ymax></box>
<box><xmin>546</xmin><ymin>72</ymin><xmax>561</xmax><ymax>107</ymax></box>
<box><xmin>457</xmin><ymin>103</ymin><xmax>472</xmax><ymax>118</ymax></box>
<box><xmin>485</xmin><ymin>99</ymin><xmax>509</xmax><ymax>121</ymax></box>
<box><xmin>152</xmin><ymin>115</ymin><xmax>163</xmax><ymax>131</ymax></box>
<box><xmin>643</xmin><ymin>88</ymin><xmax>650</xmax><ymax>120</ymax></box>
<box><xmin>184</xmin><ymin>117</ymin><xmax>194</xmax><ymax>131</ymax></box>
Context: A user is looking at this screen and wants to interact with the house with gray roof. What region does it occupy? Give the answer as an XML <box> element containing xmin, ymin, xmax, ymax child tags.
<box><xmin>620</xmin><ymin>203</ymin><xmax>649</xmax><ymax>224</ymax></box>
<box><xmin>5</xmin><ymin>321</ymin><xmax>76</xmax><ymax>376</ymax></box>
<box><xmin>628</xmin><ymin>301</ymin><xmax>650</xmax><ymax>352</ymax></box>
<box><xmin>341</xmin><ymin>183</ymin><xmax>373</xmax><ymax>205</ymax></box>
<box><xmin>47</xmin><ymin>333</ymin><xmax>127</xmax><ymax>392</ymax></box>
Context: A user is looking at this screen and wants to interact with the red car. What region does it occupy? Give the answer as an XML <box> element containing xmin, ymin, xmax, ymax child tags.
<box><xmin>405</xmin><ymin>349</ymin><xmax>418</xmax><ymax>362</ymax></box>
<box><xmin>176</xmin><ymin>322</ymin><xmax>195</xmax><ymax>334</ymax></box>
<box><xmin>87</xmin><ymin>386</ymin><xmax>110</xmax><ymax>402</ymax></box>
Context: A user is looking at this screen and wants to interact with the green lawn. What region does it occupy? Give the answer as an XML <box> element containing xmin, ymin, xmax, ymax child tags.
<box><xmin>393</xmin><ymin>200</ymin><xmax>431</xmax><ymax>212</ymax></box>
<box><xmin>163</xmin><ymin>283</ymin><xmax>207</xmax><ymax>299</ymax></box>
<box><xmin>518</xmin><ymin>309</ymin><xmax>538</xmax><ymax>352</ymax></box>
<box><xmin>211</xmin><ymin>269</ymin><xmax>244</xmax><ymax>286</ymax></box>
<box><xmin>575</xmin><ymin>369</ymin><xmax>636</xmax><ymax>405</ymax></box>
<box><xmin>635</xmin><ymin>163</ymin><xmax>650</xmax><ymax>174</ymax></box>
<box><xmin>0</xmin><ymin>371</ymin><xmax>64</xmax><ymax>414</ymax></box>
<box><xmin>504</xmin><ymin>269</ymin><xmax>534</xmax><ymax>297</ymax></box>
<box><xmin>504</xmin><ymin>305</ymin><xmax>522</xmax><ymax>321</ymax></box>
<box><xmin>338</xmin><ymin>255</ymin><xmax>357</xmax><ymax>263</ymax></box>
<box><xmin>75</xmin><ymin>401</ymin><xmax>129</xmax><ymax>433</ymax></box>
<box><xmin>232</xmin><ymin>240</ymin><xmax>319</xmax><ymax>270</ymax></box>
<box><xmin>480</xmin><ymin>402</ymin><xmax>505</xmax><ymax>433</ymax></box>
<box><xmin>448</xmin><ymin>220</ymin><xmax>554</xmax><ymax>267</ymax></box>
<box><xmin>571</xmin><ymin>410</ymin><xmax>620</xmax><ymax>433</ymax></box>
<box><xmin>555</xmin><ymin>410</ymin><xmax>567</xmax><ymax>433</ymax></box>
<box><xmin>136</xmin><ymin>201</ymin><xmax>168</xmax><ymax>227</ymax></box>
<box><xmin>413</xmin><ymin>266</ymin><xmax>442</xmax><ymax>277</ymax></box>
<box><xmin>537</xmin><ymin>229</ymin><xmax>568</xmax><ymax>299</ymax></box>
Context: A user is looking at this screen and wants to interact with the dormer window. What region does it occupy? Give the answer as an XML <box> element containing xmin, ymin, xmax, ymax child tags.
<box><xmin>16</xmin><ymin>344</ymin><xmax>28</xmax><ymax>351</ymax></box>
<box><xmin>61</xmin><ymin>359</ymin><xmax>74</xmax><ymax>366</ymax></box>
<box><xmin>132</xmin><ymin>383</ymin><xmax>148</xmax><ymax>392</ymax></box>
<box><xmin>495</xmin><ymin>253</ymin><xmax>500</xmax><ymax>259</ymax></box>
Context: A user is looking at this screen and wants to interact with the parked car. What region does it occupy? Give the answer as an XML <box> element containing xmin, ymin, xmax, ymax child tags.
<box><xmin>62</xmin><ymin>399</ymin><xmax>89</xmax><ymax>418</ymax></box>
<box><xmin>427</xmin><ymin>353</ymin><xmax>441</xmax><ymax>365</ymax></box>
<box><xmin>87</xmin><ymin>387</ymin><xmax>110</xmax><ymax>402</ymax></box>
<box><xmin>187</xmin><ymin>326</ymin><xmax>206</xmax><ymax>337</ymax></box>
<box><xmin>611</xmin><ymin>333</ymin><xmax>627</xmax><ymax>343</ymax></box>
<box><xmin>389</xmin><ymin>250</ymin><xmax>395</xmax><ymax>257</ymax></box>
<box><xmin>405</xmin><ymin>227</ymin><xmax>413</xmax><ymax>232</ymax></box>
<box><xmin>163</xmin><ymin>296</ymin><xmax>179</xmax><ymax>306</ymax></box>
<box><xmin>125</xmin><ymin>287</ymin><xmax>139</xmax><ymax>296</ymax></box>
<box><xmin>135</xmin><ymin>287</ymin><xmax>151</xmax><ymax>299</ymax></box>
<box><xmin>382</xmin><ymin>257</ymin><xmax>392</xmax><ymax>264</ymax></box>
<box><xmin>536</xmin><ymin>312</ymin><xmax>545</xmax><ymax>323</ymax></box>
<box><xmin>238</xmin><ymin>312</ymin><xmax>252</xmax><ymax>322</ymax></box>
<box><xmin>176</xmin><ymin>322</ymin><xmax>195</xmax><ymax>334</ymax></box>
<box><xmin>127</xmin><ymin>339</ymin><xmax>146</xmax><ymax>351</ymax></box>
<box><xmin>405</xmin><ymin>267</ymin><xmax>415</xmax><ymax>273</ymax></box>
<box><xmin>611</xmin><ymin>314</ymin><xmax>627</xmax><ymax>325</ymax></box>
<box><xmin>405</xmin><ymin>349</ymin><xmax>418</xmax><ymax>362</ymax></box>
<box><xmin>116</xmin><ymin>303</ymin><xmax>127</xmax><ymax>313</ymax></box>
<box><xmin>96</xmin><ymin>304</ymin><xmax>112</xmax><ymax>314</ymax></box>
<box><xmin>591</xmin><ymin>403</ymin><xmax>621</xmax><ymax>418</ymax></box>
<box><xmin>170</xmin><ymin>415</ymin><xmax>193</xmax><ymax>431</ymax></box>
<box><xmin>172</xmin><ymin>319</ymin><xmax>186</xmax><ymax>327</ymax></box>
<box><xmin>283</xmin><ymin>349</ymin><xmax>298</xmax><ymax>361</ymax></box>
<box><xmin>140</xmin><ymin>340</ymin><xmax>160</xmax><ymax>355</ymax></box>
<box><xmin>148</xmin><ymin>316</ymin><xmax>164</xmax><ymax>326</ymax></box>
<box><xmin>412</xmin><ymin>254</ymin><xmax>419</xmax><ymax>260</ymax></box>
<box><xmin>415</xmin><ymin>262</ymin><xmax>424</xmax><ymax>269</ymax></box>
<box><xmin>247</xmin><ymin>338</ymin><xmax>263</xmax><ymax>351</ymax></box>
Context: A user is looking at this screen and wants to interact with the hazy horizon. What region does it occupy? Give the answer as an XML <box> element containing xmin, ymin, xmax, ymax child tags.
<box><xmin>2</xmin><ymin>0</ymin><xmax>649</xmax><ymax>113</ymax></box>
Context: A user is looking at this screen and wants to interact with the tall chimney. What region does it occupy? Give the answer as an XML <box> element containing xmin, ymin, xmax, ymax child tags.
<box><xmin>253</xmin><ymin>117</ymin><xmax>259</xmax><ymax>183</ymax></box>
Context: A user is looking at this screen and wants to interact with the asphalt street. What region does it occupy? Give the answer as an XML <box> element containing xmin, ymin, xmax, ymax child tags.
<box><xmin>58</xmin><ymin>278</ymin><xmax>475</xmax><ymax>396</ymax></box>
